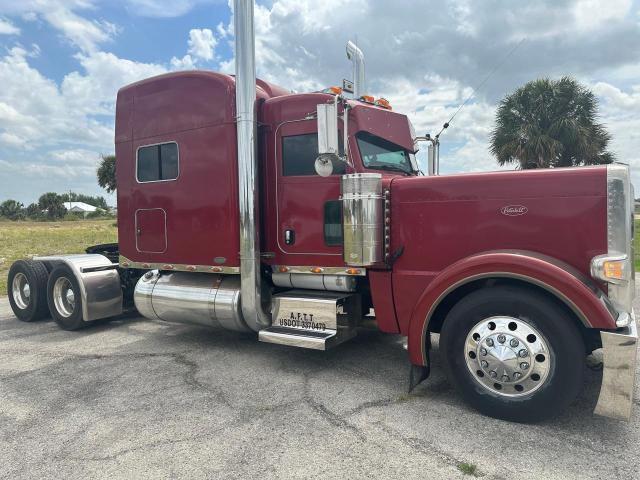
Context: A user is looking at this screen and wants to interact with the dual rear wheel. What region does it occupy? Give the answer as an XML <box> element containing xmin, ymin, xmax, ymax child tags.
<box><xmin>8</xmin><ymin>260</ymin><xmax>86</xmax><ymax>330</ymax></box>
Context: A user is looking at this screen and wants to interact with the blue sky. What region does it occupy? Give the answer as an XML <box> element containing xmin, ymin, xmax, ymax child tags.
<box><xmin>1</xmin><ymin>0</ymin><xmax>640</xmax><ymax>206</ymax></box>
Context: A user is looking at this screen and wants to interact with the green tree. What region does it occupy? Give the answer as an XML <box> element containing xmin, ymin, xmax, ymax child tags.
<box><xmin>97</xmin><ymin>154</ymin><xmax>116</xmax><ymax>193</ymax></box>
<box><xmin>490</xmin><ymin>77</ymin><xmax>614</xmax><ymax>169</ymax></box>
<box><xmin>0</xmin><ymin>199</ymin><xmax>25</xmax><ymax>220</ymax></box>
<box><xmin>25</xmin><ymin>203</ymin><xmax>43</xmax><ymax>220</ymax></box>
<box><xmin>38</xmin><ymin>192</ymin><xmax>67</xmax><ymax>220</ymax></box>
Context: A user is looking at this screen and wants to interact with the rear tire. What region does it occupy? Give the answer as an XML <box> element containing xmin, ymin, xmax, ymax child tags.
<box><xmin>440</xmin><ymin>285</ymin><xmax>585</xmax><ymax>423</ymax></box>
<box><xmin>47</xmin><ymin>264</ymin><xmax>86</xmax><ymax>331</ymax></box>
<box><xmin>7</xmin><ymin>260</ymin><xmax>49</xmax><ymax>322</ymax></box>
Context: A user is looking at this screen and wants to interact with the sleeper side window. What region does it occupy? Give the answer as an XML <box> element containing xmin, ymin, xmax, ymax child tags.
<box><xmin>137</xmin><ymin>142</ymin><xmax>179</xmax><ymax>182</ymax></box>
<box><xmin>282</xmin><ymin>133</ymin><xmax>345</xmax><ymax>176</ymax></box>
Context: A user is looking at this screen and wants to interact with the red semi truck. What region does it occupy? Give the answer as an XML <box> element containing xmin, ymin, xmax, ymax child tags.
<box><xmin>6</xmin><ymin>0</ymin><xmax>638</xmax><ymax>422</ymax></box>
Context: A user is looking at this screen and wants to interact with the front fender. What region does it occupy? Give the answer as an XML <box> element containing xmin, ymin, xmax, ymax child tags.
<box><xmin>407</xmin><ymin>250</ymin><xmax>616</xmax><ymax>366</ymax></box>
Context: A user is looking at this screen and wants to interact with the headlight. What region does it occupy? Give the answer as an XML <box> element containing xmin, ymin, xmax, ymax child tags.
<box><xmin>591</xmin><ymin>164</ymin><xmax>635</xmax><ymax>327</ymax></box>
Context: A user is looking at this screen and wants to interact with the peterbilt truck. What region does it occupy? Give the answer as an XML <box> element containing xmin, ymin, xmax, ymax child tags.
<box><xmin>5</xmin><ymin>0</ymin><xmax>638</xmax><ymax>423</ymax></box>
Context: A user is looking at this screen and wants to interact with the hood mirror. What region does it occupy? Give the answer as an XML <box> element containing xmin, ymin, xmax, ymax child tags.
<box><xmin>315</xmin><ymin>102</ymin><xmax>341</xmax><ymax>177</ymax></box>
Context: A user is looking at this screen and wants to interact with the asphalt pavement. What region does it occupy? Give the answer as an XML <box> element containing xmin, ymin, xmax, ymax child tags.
<box><xmin>1</xmin><ymin>291</ymin><xmax>639</xmax><ymax>479</ymax></box>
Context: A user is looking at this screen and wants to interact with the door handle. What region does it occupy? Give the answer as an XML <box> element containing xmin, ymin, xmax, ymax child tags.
<box><xmin>284</xmin><ymin>229</ymin><xmax>295</xmax><ymax>245</ymax></box>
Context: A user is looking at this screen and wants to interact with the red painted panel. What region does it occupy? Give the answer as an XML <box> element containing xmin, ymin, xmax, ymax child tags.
<box><xmin>368</xmin><ymin>270</ymin><xmax>400</xmax><ymax>333</ymax></box>
<box><xmin>135</xmin><ymin>208</ymin><xmax>166</xmax><ymax>253</ymax></box>
<box><xmin>390</xmin><ymin>166</ymin><xmax>608</xmax><ymax>332</ymax></box>
<box><xmin>116</xmin><ymin>72</ymin><xmax>286</xmax><ymax>268</ymax></box>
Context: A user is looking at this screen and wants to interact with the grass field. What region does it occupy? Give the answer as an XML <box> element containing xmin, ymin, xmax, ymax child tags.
<box><xmin>0</xmin><ymin>220</ymin><xmax>117</xmax><ymax>295</ymax></box>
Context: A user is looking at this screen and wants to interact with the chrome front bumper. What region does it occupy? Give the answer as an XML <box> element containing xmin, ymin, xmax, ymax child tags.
<box><xmin>594</xmin><ymin>315</ymin><xmax>638</xmax><ymax>420</ymax></box>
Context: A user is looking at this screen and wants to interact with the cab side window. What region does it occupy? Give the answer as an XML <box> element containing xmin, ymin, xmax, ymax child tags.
<box><xmin>282</xmin><ymin>133</ymin><xmax>345</xmax><ymax>176</ymax></box>
<box><xmin>137</xmin><ymin>142</ymin><xmax>179</xmax><ymax>182</ymax></box>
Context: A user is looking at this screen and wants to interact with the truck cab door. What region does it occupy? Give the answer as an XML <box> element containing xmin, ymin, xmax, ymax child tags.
<box><xmin>271</xmin><ymin>119</ymin><xmax>345</xmax><ymax>267</ymax></box>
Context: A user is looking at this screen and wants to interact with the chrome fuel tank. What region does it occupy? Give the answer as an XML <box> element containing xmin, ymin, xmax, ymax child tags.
<box><xmin>134</xmin><ymin>271</ymin><xmax>250</xmax><ymax>332</ymax></box>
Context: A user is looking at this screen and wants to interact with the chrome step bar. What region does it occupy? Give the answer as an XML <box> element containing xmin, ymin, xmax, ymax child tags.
<box><xmin>258</xmin><ymin>290</ymin><xmax>360</xmax><ymax>350</ymax></box>
<box><xmin>259</xmin><ymin>326</ymin><xmax>352</xmax><ymax>350</ymax></box>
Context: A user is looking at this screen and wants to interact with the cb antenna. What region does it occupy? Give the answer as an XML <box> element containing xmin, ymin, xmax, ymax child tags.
<box><xmin>435</xmin><ymin>37</ymin><xmax>526</xmax><ymax>139</ymax></box>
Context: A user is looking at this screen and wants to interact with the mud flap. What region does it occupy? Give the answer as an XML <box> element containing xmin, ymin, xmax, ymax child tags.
<box><xmin>408</xmin><ymin>333</ymin><xmax>431</xmax><ymax>392</ymax></box>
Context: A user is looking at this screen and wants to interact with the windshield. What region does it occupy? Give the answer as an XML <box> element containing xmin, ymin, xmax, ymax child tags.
<box><xmin>356</xmin><ymin>131</ymin><xmax>415</xmax><ymax>175</ymax></box>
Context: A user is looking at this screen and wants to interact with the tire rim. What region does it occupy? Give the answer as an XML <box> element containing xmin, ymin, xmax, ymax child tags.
<box><xmin>11</xmin><ymin>273</ymin><xmax>31</xmax><ymax>310</ymax></box>
<box><xmin>53</xmin><ymin>277</ymin><xmax>76</xmax><ymax>318</ymax></box>
<box><xmin>464</xmin><ymin>316</ymin><xmax>552</xmax><ymax>397</ymax></box>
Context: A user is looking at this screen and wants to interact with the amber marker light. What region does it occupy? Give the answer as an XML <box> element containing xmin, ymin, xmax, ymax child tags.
<box><xmin>375</xmin><ymin>98</ymin><xmax>392</xmax><ymax>109</ymax></box>
<box><xmin>346</xmin><ymin>268</ymin><xmax>361</xmax><ymax>275</ymax></box>
<box><xmin>211</xmin><ymin>266</ymin><xmax>222</xmax><ymax>272</ymax></box>
<box><xmin>591</xmin><ymin>254</ymin><xmax>629</xmax><ymax>285</ymax></box>
<box><xmin>603</xmin><ymin>260</ymin><xmax>625</xmax><ymax>281</ymax></box>
<box><xmin>311</xmin><ymin>267</ymin><xmax>324</xmax><ymax>274</ymax></box>
<box><xmin>278</xmin><ymin>266</ymin><xmax>290</xmax><ymax>273</ymax></box>
<box><xmin>360</xmin><ymin>95</ymin><xmax>375</xmax><ymax>103</ymax></box>
<box><xmin>322</xmin><ymin>86</ymin><xmax>343</xmax><ymax>95</ymax></box>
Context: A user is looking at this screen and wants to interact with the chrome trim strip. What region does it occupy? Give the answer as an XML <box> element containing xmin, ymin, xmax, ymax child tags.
<box><xmin>119</xmin><ymin>255</ymin><xmax>240</xmax><ymax>274</ymax></box>
<box><xmin>594</xmin><ymin>315</ymin><xmax>638</xmax><ymax>421</ymax></box>
<box><xmin>271</xmin><ymin>265</ymin><xmax>366</xmax><ymax>276</ymax></box>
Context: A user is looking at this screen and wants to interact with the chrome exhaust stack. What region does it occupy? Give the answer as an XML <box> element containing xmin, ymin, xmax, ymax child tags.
<box><xmin>346</xmin><ymin>41</ymin><xmax>365</xmax><ymax>98</ymax></box>
<box><xmin>234</xmin><ymin>0</ymin><xmax>271</xmax><ymax>332</ymax></box>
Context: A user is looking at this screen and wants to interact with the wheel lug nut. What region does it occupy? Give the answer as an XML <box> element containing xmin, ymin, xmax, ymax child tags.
<box><xmin>481</xmin><ymin>360</ymin><xmax>489</xmax><ymax>368</ymax></box>
<box><xmin>518</xmin><ymin>349</ymin><xmax>528</xmax><ymax>358</ymax></box>
<box><xmin>520</xmin><ymin>362</ymin><xmax>529</xmax><ymax>370</ymax></box>
<box><xmin>497</xmin><ymin>334</ymin><xmax>506</xmax><ymax>343</ymax></box>
<box><xmin>501</xmin><ymin>375</ymin><xmax>510</xmax><ymax>382</ymax></box>
<box><xmin>489</xmin><ymin>370</ymin><xmax>497</xmax><ymax>378</ymax></box>
<box><xmin>486</xmin><ymin>338</ymin><xmax>494</xmax><ymax>347</ymax></box>
<box><xmin>510</xmin><ymin>339</ymin><xmax>519</xmax><ymax>348</ymax></box>
<box><xmin>480</xmin><ymin>348</ymin><xmax>488</xmax><ymax>356</ymax></box>
<box><xmin>513</xmin><ymin>372</ymin><xmax>522</xmax><ymax>380</ymax></box>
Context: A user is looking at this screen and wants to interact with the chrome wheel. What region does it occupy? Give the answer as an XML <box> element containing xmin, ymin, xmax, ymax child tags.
<box><xmin>464</xmin><ymin>316</ymin><xmax>552</xmax><ymax>397</ymax></box>
<box><xmin>52</xmin><ymin>277</ymin><xmax>76</xmax><ymax>318</ymax></box>
<box><xmin>11</xmin><ymin>272</ymin><xmax>31</xmax><ymax>310</ymax></box>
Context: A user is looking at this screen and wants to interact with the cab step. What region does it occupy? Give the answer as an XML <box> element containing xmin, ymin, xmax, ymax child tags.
<box><xmin>258</xmin><ymin>290</ymin><xmax>361</xmax><ymax>350</ymax></box>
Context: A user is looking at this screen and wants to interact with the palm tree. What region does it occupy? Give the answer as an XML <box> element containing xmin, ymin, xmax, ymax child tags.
<box><xmin>97</xmin><ymin>154</ymin><xmax>116</xmax><ymax>193</ymax></box>
<box><xmin>490</xmin><ymin>77</ymin><xmax>614</xmax><ymax>169</ymax></box>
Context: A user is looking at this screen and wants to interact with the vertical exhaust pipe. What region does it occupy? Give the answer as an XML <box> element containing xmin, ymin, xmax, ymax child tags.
<box><xmin>346</xmin><ymin>41</ymin><xmax>365</xmax><ymax>98</ymax></box>
<box><xmin>234</xmin><ymin>0</ymin><xmax>271</xmax><ymax>331</ymax></box>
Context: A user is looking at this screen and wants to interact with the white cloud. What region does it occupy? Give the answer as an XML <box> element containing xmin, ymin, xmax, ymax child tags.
<box><xmin>0</xmin><ymin>17</ymin><xmax>20</xmax><ymax>35</ymax></box>
<box><xmin>188</xmin><ymin>28</ymin><xmax>216</xmax><ymax>61</ymax></box>
<box><xmin>0</xmin><ymin>44</ymin><xmax>165</xmax><ymax>156</ymax></box>
<box><xmin>0</xmin><ymin>1</ymin><xmax>117</xmax><ymax>53</ymax></box>
<box><xmin>170</xmin><ymin>53</ymin><xmax>196</xmax><ymax>70</ymax></box>
<box><xmin>121</xmin><ymin>0</ymin><xmax>223</xmax><ymax>18</ymax></box>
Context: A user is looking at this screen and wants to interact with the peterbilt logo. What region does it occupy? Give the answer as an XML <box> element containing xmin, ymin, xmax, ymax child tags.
<box><xmin>500</xmin><ymin>205</ymin><xmax>528</xmax><ymax>216</ymax></box>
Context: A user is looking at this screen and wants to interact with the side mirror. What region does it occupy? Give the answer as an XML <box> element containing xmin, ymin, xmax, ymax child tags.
<box><xmin>315</xmin><ymin>102</ymin><xmax>340</xmax><ymax>177</ymax></box>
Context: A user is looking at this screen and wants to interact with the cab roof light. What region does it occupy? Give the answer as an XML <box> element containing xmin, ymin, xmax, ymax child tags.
<box><xmin>322</xmin><ymin>86</ymin><xmax>343</xmax><ymax>95</ymax></box>
<box><xmin>359</xmin><ymin>95</ymin><xmax>375</xmax><ymax>103</ymax></box>
<box><xmin>375</xmin><ymin>98</ymin><xmax>392</xmax><ymax>110</ymax></box>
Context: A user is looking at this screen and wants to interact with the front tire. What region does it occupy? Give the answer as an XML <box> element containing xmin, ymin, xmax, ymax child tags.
<box><xmin>7</xmin><ymin>260</ymin><xmax>50</xmax><ymax>322</ymax></box>
<box><xmin>440</xmin><ymin>285</ymin><xmax>585</xmax><ymax>422</ymax></box>
<box><xmin>47</xmin><ymin>265</ymin><xmax>86</xmax><ymax>331</ymax></box>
